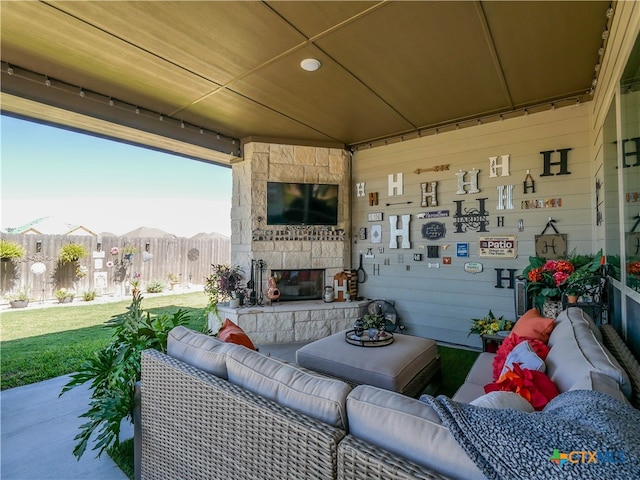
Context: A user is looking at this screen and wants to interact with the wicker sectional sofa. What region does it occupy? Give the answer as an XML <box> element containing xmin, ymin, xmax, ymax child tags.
<box><xmin>138</xmin><ymin>308</ymin><xmax>639</xmax><ymax>480</ymax></box>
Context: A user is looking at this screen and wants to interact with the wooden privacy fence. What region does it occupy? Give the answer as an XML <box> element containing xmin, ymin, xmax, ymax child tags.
<box><xmin>1</xmin><ymin>233</ymin><xmax>230</xmax><ymax>299</ymax></box>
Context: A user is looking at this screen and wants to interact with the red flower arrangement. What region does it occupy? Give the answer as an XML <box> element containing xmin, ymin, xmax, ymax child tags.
<box><xmin>523</xmin><ymin>258</ymin><xmax>575</xmax><ymax>309</ymax></box>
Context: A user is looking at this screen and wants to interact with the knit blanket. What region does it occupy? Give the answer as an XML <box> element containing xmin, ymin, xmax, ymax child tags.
<box><xmin>423</xmin><ymin>390</ymin><xmax>640</xmax><ymax>480</ymax></box>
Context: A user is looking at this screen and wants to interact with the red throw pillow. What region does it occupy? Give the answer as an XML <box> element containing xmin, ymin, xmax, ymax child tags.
<box><xmin>485</xmin><ymin>363</ymin><xmax>559</xmax><ymax>411</ymax></box>
<box><xmin>218</xmin><ymin>318</ymin><xmax>257</xmax><ymax>350</ymax></box>
<box><xmin>492</xmin><ymin>333</ymin><xmax>550</xmax><ymax>381</ymax></box>
<box><xmin>510</xmin><ymin>308</ymin><xmax>555</xmax><ymax>343</ymax></box>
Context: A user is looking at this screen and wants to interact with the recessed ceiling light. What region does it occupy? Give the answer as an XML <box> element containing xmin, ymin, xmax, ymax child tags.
<box><xmin>300</xmin><ymin>58</ymin><xmax>321</xmax><ymax>72</ymax></box>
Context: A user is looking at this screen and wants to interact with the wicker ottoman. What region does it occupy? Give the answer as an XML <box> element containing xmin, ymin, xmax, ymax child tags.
<box><xmin>296</xmin><ymin>331</ymin><xmax>440</xmax><ymax>397</ymax></box>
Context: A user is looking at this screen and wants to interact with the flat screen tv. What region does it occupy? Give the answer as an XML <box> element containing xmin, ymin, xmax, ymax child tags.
<box><xmin>267</xmin><ymin>182</ymin><xmax>339</xmax><ymax>226</ymax></box>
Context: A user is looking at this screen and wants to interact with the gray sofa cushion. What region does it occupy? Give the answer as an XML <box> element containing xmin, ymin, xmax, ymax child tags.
<box><xmin>347</xmin><ymin>385</ymin><xmax>485</xmax><ymax>480</ymax></box>
<box><xmin>570</xmin><ymin>371</ymin><xmax>630</xmax><ymax>405</ymax></box>
<box><xmin>545</xmin><ymin>310</ymin><xmax>631</xmax><ymax>398</ymax></box>
<box><xmin>226</xmin><ymin>346</ymin><xmax>351</xmax><ymax>430</ymax></box>
<box><xmin>167</xmin><ymin>326</ymin><xmax>235</xmax><ymax>378</ymax></box>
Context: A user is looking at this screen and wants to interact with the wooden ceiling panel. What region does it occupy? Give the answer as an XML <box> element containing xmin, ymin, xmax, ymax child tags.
<box><xmin>51</xmin><ymin>1</ymin><xmax>308</xmax><ymax>85</ymax></box>
<box><xmin>231</xmin><ymin>44</ymin><xmax>414</xmax><ymax>142</ymax></box>
<box><xmin>184</xmin><ymin>89</ymin><xmax>338</xmax><ymax>143</ymax></box>
<box><xmin>0</xmin><ymin>2</ymin><xmax>220</xmax><ymax>114</ymax></box>
<box><xmin>266</xmin><ymin>1</ymin><xmax>382</xmax><ymax>38</ymax></box>
<box><xmin>315</xmin><ymin>1</ymin><xmax>511</xmax><ymax>127</ymax></box>
<box><xmin>483</xmin><ymin>1</ymin><xmax>610</xmax><ymax>105</ymax></box>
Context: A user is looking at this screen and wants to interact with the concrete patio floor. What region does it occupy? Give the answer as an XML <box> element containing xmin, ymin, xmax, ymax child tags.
<box><xmin>0</xmin><ymin>342</ymin><xmax>301</xmax><ymax>480</ymax></box>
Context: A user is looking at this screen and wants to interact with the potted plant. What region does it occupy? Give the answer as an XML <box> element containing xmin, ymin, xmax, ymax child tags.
<box><xmin>167</xmin><ymin>272</ymin><xmax>179</xmax><ymax>290</ymax></box>
<box><xmin>59</xmin><ymin>243</ymin><xmax>89</xmax><ymax>263</ymax></box>
<box><xmin>5</xmin><ymin>286</ymin><xmax>30</xmax><ymax>308</ymax></box>
<box><xmin>121</xmin><ymin>244</ymin><xmax>139</xmax><ymax>260</ymax></box>
<box><xmin>55</xmin><ymin>288</ymin><xmax>75</xmax><ymax>303</ymax></box>
<box><xmin>204</xmin><ymin>264</ymin><xmax>244</xmax><ymax>307</ymax></box>
<box><xmin>362</xmin><ymin>312</ymin><xmax>382</xmax><ymax>338</ymax></box>
<box><xmin>469</xmin><ymin>310</ymin><xmax>513</xmax><ymax>336</ymax></box>
<box><xmin>0</xmin><ymin>239</ymin><xmax>26</xmax><ymax>261</ymax></box>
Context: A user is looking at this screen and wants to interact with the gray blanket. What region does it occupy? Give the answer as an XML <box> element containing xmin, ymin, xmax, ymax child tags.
<box><xmin>423</xmin><ymin>390</ymin><xmax>640</xmax><ymax>480</ymax></box>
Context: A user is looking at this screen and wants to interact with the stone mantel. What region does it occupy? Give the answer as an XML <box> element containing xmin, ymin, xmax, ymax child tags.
<box><xmin>213</xmin><ymin>300</ymin><xmax>367</xmax><ymax>345</ymax></box>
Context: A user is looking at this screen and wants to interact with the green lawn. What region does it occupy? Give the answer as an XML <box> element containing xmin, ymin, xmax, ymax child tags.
<box><xmin>1</xmin><ymin>292</ymin><xmax>209</xmax><ymax>390</ymax></box>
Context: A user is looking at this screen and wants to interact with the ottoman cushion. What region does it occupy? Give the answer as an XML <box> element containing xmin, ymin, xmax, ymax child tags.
<box><xmin>296</xmin><ymin>330</ymin><xmax>438</xmax><ymax>394</ymax></box>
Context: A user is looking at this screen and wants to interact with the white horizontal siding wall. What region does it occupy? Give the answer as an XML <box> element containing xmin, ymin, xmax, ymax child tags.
<box><xmin>352</xmin><ymin>104</ymin><xmax>593</xmax><ymax>347</ymax></box>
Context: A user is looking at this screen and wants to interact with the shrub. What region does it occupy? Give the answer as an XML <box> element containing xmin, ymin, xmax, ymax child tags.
<box><xmin>146</xmin><ymin>279</ymin><xmax>165</xmax><ymax>293</ymax></box>
<box><xmin>55</xmin><ymin>288</ymin><xmax>75</xmax><ymax>300</ymax></box>
<box><xmin>83</xmin><ymin>290</ymin><xmax>96</xmax><ymax>301</ymax></box>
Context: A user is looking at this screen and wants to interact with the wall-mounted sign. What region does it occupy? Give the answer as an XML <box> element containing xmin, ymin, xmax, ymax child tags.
<box><xmin>535</xmin><ymin>234</ymin><xmax>567</xmax><ymax>259</ymax></box>
<box><xmin>521</xmin><ymin>198</ymin><xmax>562</xmax><ymax>209</ymax></box>
<box><xmin>421</xmin><ymin>222</ymin><xmax>446</xmax><ymax>240</ymax></box>
<box><xmin>443</xmin><ymin>257</ymin><xmax>452</xmax><ymax>265</ymax></box>
<box><xmin>478</xmin><ymin>235</ymin><xmax>517</xmax><ymax>258</ymax></box>
<box><xmin>456</xmin><ymin>243</ymin><xmax>469</xmax><ymax>257</ymax></box>
<box><xmin>368</xmin><ymin>212</ymin><xmax>383</xmax><ymax>222</ymax></box>
<box><xmin>464</xmin><ymin>262</ymin><xmax>483</xmax><ymax>274</ymax></box>
<box><xmin>371</xmin><ymin>225</ymin><xmax>382</xmax><ymax>244</ymax></box>
<box><xmin>417</xmin><ymin>210</ymin><xmax>450</xmax><ymax>219</ymax></box>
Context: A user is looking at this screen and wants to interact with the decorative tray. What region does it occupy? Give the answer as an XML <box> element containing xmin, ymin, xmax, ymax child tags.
<box><xmin>345</xmin><ymin>329</ymin><xmax>394</xmax><ymax>347</ymax></box>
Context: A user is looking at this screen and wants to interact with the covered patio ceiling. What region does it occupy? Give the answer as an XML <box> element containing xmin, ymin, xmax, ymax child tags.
<box><xmin>1</xmin><ymin>1</ymin><xmax>613</xmax><ymax>166</ymax></box>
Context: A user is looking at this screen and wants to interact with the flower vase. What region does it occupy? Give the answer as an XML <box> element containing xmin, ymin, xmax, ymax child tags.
<box><xmin>542</xmin><ymin>298</ymin><xmax>562</xmax><ymax>319</ymax></box>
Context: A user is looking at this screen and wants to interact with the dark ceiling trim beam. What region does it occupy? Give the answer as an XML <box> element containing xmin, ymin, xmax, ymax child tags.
<box><xmin>474</xmin><ymin>1</ymin><xmax>513</xmax><ymax>108</ymax></box>
<box><xmin>0</xmin><ymin>62</ymin><xmax>241</xmax><ymax>160</ymax></box>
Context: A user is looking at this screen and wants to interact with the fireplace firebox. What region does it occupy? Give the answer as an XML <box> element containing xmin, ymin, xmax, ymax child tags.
<box><xmin>271</xmin><ymin>269</ymin><xmax>325</xmax><ymax>301</ymax></box>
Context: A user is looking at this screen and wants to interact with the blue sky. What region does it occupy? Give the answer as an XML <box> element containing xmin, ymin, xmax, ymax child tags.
<box><xmin>1</xmin><ymin>115</ymin><xmax>232</xmax><ymax>237</ymax></box>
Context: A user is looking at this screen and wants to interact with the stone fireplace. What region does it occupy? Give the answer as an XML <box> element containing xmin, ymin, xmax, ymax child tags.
<box><xmin>230</xmin><ymin>142</ymin><xmax>352</xmax><ymax>293</ymax></box>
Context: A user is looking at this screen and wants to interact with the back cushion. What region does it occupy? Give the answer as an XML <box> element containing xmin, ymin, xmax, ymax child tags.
<box><xmin>226</xmin><ymin>346</ymin><xmax>351</xmax><ymax>430</ymax></box>
<box><xmin>167</xmin><ymin>326</ymin><xmax>234</xmax><ymax>379</ymax></box>
<box><xmin>545</xmin><ymin>315</ymin><xmax>632</xmax><ymax>398</ymax></box>
<box><xmin>348</xmin><ymin>385</ymin><xmax>485</xmax><ymax>480</ymax></box>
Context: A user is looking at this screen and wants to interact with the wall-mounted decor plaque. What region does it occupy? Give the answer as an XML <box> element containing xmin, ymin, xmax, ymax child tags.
<box><xmin>421</xmin><ymin>222</ymin><xmax>446</xmax><ymax>240</ymax></box>
<box><xmin>456</xmin><ymin>243</ymin><xmax>469</xmax><ymax>257</ymax></box>
<box><xmin>478</xmin><ymin>235</ymin><xmax>517</xmax><ymax>259</ymax></box>
<box><xmin>368</xmin><ymin>212</ymin><xmax>383</xmax><ymax>222</ymax></box>
<box><xmin>464</xmin><ymin>262</ymin><xmax>483</xmax><ymax>274</ymax></box>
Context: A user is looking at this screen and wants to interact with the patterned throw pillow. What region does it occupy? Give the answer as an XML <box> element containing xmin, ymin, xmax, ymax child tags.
<box><xmin>492</xmin><ymin>333</ymin><xmax>550</xmax><ymax>381</ymax></box>
<box><xmin>500</xmin><ymin>340</ymin><xmax>546</xmax><ymax>378</ymax></box>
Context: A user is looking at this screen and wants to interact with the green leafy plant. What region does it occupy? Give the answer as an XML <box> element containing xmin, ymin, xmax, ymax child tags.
<box><xmin>5</xmin><ymin>286</ymin><xmax>30</xmax><ymax>302</ymax></box>
<box><xmin>59</xmin><ymin>243</ymin><xmax>89</xmax><ymax>264</ymax></box>
<box><xmin>204</xmin><ymin>264</ymin><xmax>244</xmax><ymax>306</ymax></box>
<box><xmin>469</xmin><ymin>310</ymin><xmax>513</xmax><ymax>336</ymax></box>
<box><xmin>83</xmin><ymin>290</ymin><xmax>96</xmax><ymax>301</ymax></box>
<box><xmin>362</xmin><ymin>313</ymin><xmax>382</xmax><ymax>329</ymax></box>
<box><xmin>60</xmin><ymin>292</ymin><xmax>189</xmax><ymax>459</ymax></box>
<box><xmin>0</xmin><ymin>239</ymin><xmax>26</xmax><ymax>260</ymax></box>
<box><xmin>145</xmin><ymin>279</ymin><xmax>165</xmax><ymax>293</ymax></box>
<box><xmin>55</xmin><ymin>288</ymin><xmax>75</xmax><ymax>300</ymax></box>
